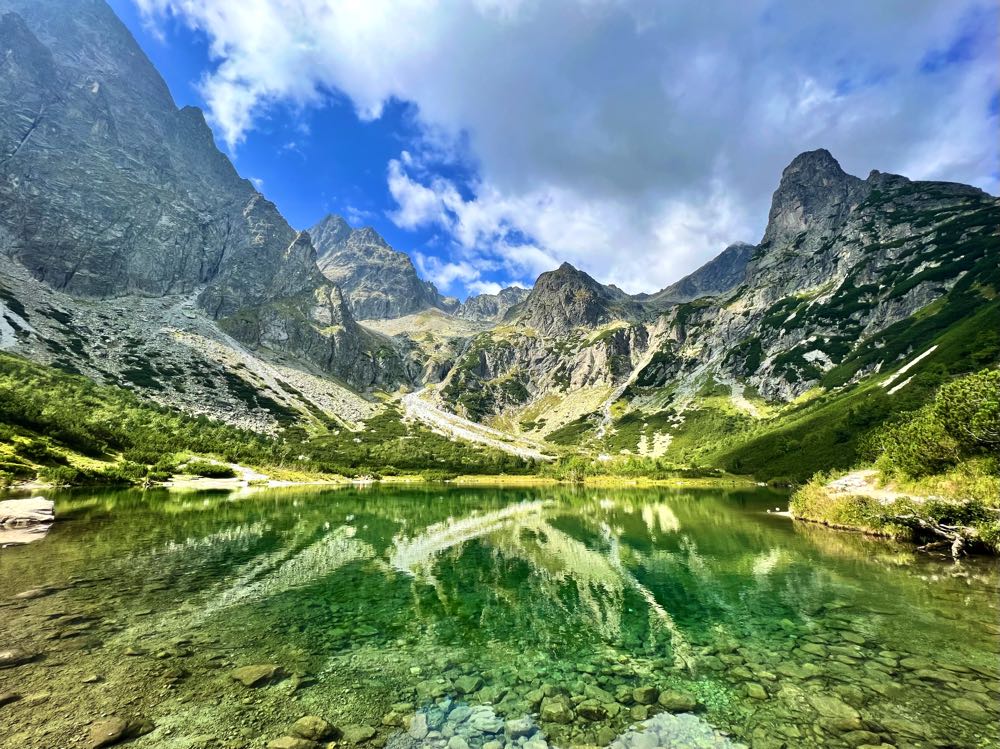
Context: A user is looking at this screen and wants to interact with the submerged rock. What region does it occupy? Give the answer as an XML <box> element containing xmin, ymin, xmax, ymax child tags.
<box><xmin>0</xmin><ymin>692</ymin><xmax>21</xmax><ymax>707</ymax></box>
<box><xmin>290</xmin><ymin>715</ymin><xmax>338</xmax><ymax>741</ymax></box>
<box><xmin>632</xmin><ymin>686</ymin><xmax>659</xmax><ymax>705</ymax></box>
<box><xmin>455</xmin><ymin>674</ymin><xmax>484</xmax><ymax>694</ymax></box>
<box><xmin>88</xmin><ymin>717</ymin><xmax>128</xmax><ymax>749</ymax></box>
<box><xmin>504</xmin><ymin>717</ymin><xmax>535</xmax><ymax>739</ymax></box>
<box><xmin>342</xmin><ymin>724</ymin><xmax>377</xmax><ymax>744</ymax></box>
<box><xmin>807</xmin><ymin>694</ymin><xmax>862</xmax><ymax>732</ymax></box>
<box><xmin>267</xmin><ymin>738</ymin><xmax>316</xmax><ymax>749</ymax></box>
<box><xmin>539</xmin><ymin>697</ymin><xmax>574</xmax><ymax>724</ymax></box>
<box><xmin>230</xmin><ymin>664</ymin><xmax>285</xmax><ymax>687</ymax></box>
<box><xmin>657</xmin><ymin>689</ymin><xmax>702</xmax><ymax>713</ymax></box>
<box><xmin>86</xmin><ymin>716</ymin><xmax>151</xmax><ymax>749</ymax></box>
<box><xmin>0</xmin><ymin>647</ymin><xmax>35</xmax><ymax>669</ymax></box>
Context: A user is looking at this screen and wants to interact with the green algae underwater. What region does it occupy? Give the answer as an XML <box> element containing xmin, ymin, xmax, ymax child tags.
<box><xmin>1</xmin><ymin>485</ymin><xmax>998</xmax><ymax>749</ymax></box>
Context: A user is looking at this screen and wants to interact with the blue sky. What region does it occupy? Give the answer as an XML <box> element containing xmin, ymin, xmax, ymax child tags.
<box><xmin>114</xmin><ymin>0</ymin><xmax>998</xmax><ymax>300</ymax></box>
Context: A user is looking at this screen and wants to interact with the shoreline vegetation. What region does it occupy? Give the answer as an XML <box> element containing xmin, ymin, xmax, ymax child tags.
<box><xmin>791</xmin><ymin>369</ymin><xmax>1000</xmax><ymax>556</ymax></box>
<box><xmin>2</xmin><ymin>352</ymin><xmax>997</xmax><ymax>553</ymax></box>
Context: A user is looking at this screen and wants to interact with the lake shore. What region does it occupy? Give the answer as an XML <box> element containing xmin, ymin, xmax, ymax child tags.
<box><xmin>790</xmin><ymin>470</ymin><xmax>1000</xmax><ymax>556</ymax></box>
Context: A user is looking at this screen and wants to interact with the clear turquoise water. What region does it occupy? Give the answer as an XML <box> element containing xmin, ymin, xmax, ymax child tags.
<box><xmin>1</xmin><ymin>485</ymin><xmax>997</xmax><ymax>749</ymax></box>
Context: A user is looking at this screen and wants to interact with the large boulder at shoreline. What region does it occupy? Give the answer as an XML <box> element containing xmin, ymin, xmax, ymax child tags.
<box><xmin>0</xmin><ymin>497</ymin><xmax>54</xmax><ymax>527</ymax></box>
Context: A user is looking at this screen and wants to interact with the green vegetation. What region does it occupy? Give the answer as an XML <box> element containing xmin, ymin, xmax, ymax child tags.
<box><xmin>181</xmin><ymin>460</ymin><xmax>238</xmax><ymax>479</ymax></box>
<box><xmin>0</xmin><ymin>353</ymin><xmax>535</xmax><ymax>487</ymax></box>
<box><xmin>790</xmin><ymin>476</ymin><xmax>999</xmax><ymax>553</ymax></box>
<box><xmin>541</xmin><ymin>454</ymin><xmax>726</xmax><ymax>482</ymax></box>
<box><xmin>871</xmin><ymin>368</ymin><xmax>999</xmax><ymax>479</ymax></box>
<box><xmin>791</xmin><ymin>369</ymin><xmax>1000</xmax><ymax>553</ymax></box>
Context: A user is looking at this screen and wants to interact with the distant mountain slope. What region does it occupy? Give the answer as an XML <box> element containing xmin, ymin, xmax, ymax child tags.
<box><xmin>310</xmin><ymin>214</ymin><xmax>457</xmax><ymax>320</ymax></box>
<box><xmin>641</xmin><ymin>241</ymin><xmax>754</xmax><ymax>307</ymax></box>
<box><xmin>0</xmin><ymin>0</ymin><xmax>407</xmax><ymax>389</ymax></box>
<box><xmin>455</xmin><ymin>286</ymin><xmax>531</xmax><ymax>322</ymax></box>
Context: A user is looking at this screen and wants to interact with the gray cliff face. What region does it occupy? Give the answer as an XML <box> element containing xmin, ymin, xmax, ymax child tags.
<box><xmin>0</xmin><ymin>0</ymin><xmax>407</xmax><ymax>389</ymax></box>
<box><xmin>759</xmin><ymin>148</ymin><xmax>865</xmax><ymax>251</ymax></box>
<box><xmin>310</xmin><ymin>215</ymin><xmax>456</xmax><ymax>320</ymax></box>
<box><xmin>509</xmin><ymin>263</ymin><xmax>643</xmax><ymax>336</ymax></box>
<box><xmin>455</xmin><ymin>287</ymin><xmax>531</xmax><ymax>322</ymax></box>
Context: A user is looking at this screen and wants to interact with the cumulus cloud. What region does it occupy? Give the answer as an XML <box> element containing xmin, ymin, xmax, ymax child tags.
<box><xmin>136</xmin><ymin>0</ymin><xmax>999</xmax><ymax>292</ymax></box>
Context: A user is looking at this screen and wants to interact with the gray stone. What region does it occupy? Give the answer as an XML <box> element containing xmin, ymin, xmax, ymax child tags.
<box><xmin>504</xmin><ymin>718</ymin><xmax>534</xmax><ymax>740</ymax></box>
<box><xmin>408</xmin><ymin>714</ymin><xmax>429</xmax><ymax>740</ymax></box>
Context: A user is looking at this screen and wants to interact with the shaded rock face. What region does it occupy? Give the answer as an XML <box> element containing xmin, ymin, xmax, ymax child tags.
<box><xmin>644</xmin><ymin>242</ymin><xmax>754</xmax><ymax>307</ymax></box>
<box><xmin>311</xmin><ymin>214</ymin><xmax>456</xmax><ymax>320</ymax></box>
<box><xmin>0</xmin><ymin>0</ymin><xmax>406</xmax><ymax>388</ymax></box>
<box><xmin>760</xmin><ymin>148</ymin><xmax>865</xmax><ymax>251</ymax></box>
<box><xmin>510</xmin><ymin>263</ymin><xmax>643</xmax><ymax>336</ymax></box>
<box><xmin>456</xmin><ymin>287</ymin><xmax>531</xmax><ymax>322</ymax></box>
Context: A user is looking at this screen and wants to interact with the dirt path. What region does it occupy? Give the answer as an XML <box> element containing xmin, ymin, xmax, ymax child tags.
<box><xmin>401</xmin><ymin>390</ymin><xmax>552</xmax><ymax>462</ymax></box>
<box><xmin>826</xmin><ymin>469</ymin><xmax>925</xmax><ymax>505</ymax></box>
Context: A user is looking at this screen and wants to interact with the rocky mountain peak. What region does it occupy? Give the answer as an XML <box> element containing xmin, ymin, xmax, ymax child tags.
<box><xmin>512</xmin><ymin>262</ymin><xmax>640</xmax><ymax>335</ymax></box>
<box><xmin>761</xmin><ymin>149</ymin><xmax>865</xmax><ymax>250</ymax></box>
<box><xmin>309</xmin><ymin>215</ymin><xmax>452</xmax><ymax>319</ymax></box>
<box><xmin>455</xmin><ymin>286</ymin><xmax>531</xmax><ymax>322</ymax></box>
<box><xmin>310</xmin><ymin>214</ymin><xmax>353</xmax><ymax>249</ymax></box>
<box><xmin>644</xmin><ymin>240</ymin><xmax>755</xmax><ymax>307</ymax></box>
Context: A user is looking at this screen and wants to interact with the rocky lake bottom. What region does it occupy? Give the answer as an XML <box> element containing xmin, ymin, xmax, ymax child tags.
<box><xmin>0</xmin><ymin>485</ymin><xmax>998</xmax><ymax>749</ymax></box>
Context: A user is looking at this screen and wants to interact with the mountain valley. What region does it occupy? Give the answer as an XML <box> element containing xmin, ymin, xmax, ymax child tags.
<box><xmin>0</xmin><ymin>0</ymin><xmax>997</xmax><ymax>489</ymax></box>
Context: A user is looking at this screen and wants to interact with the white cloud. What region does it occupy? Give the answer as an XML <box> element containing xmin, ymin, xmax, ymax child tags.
<box><xmin>137</xmin><ymin>0</ymin><xmax>999</xmax><ymax>292</ymax></box>
<box><xmin>249</xmin><ymin>176</ymin><xmax>264</xmax><ymax>190</ymax></box>
<box><xmin>466</xmin><ymin>280</ymin><xmax>503</xmax><ymax>296</ymax></box>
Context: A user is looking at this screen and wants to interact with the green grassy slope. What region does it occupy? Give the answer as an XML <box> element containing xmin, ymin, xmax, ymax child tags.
<box><xmin>701</xmin><ymin>298</ymin><xmax>1000</xmax><ymax>482</ymax></box>
<box><xmin>0</xmin><ymin>353</ymin><xmax>535</xmax><ymax>487</ymax></box>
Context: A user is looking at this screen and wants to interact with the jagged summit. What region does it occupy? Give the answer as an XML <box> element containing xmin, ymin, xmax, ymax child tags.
<box><xmin>455</xmin><ymin>286</ymin><xmax>531</xmax><ymax>322</ymax></box>
<box><xmin>760</xmin><ymin>148</ymin><xmax>865</xmax><ymax>250</ymax></box>
<box><xmin>310</xmin><ymin>214</ymin><xmax>353</xmax><ymax>247</ymax></box>
<box><xmin>510</xmin><ymin>261</ymin><xmax>641</xmax><ymax>335</ymax></box>
<box><xmin>644</xmin><ymin>241</ymin><xmax>755</xmax><ymax>307</ymax></box>
<box><xmin>310</xmin><ymin>215</ymin><xmax>455</xmax><ymax>320</ymax></box>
